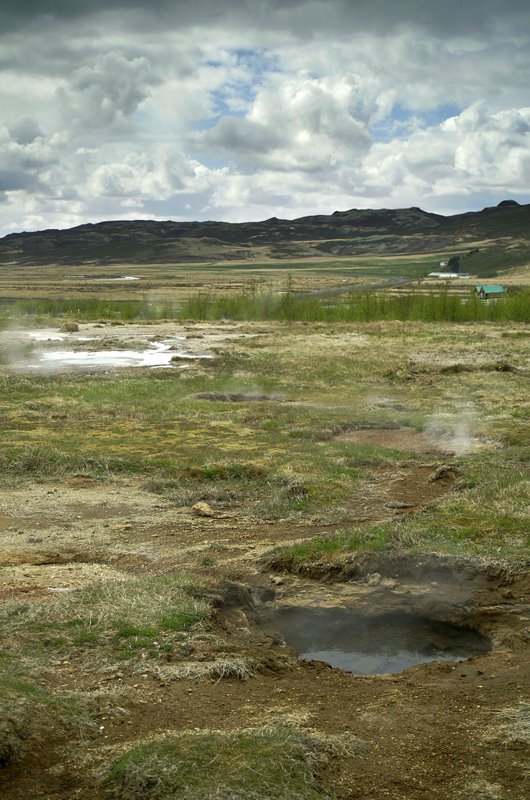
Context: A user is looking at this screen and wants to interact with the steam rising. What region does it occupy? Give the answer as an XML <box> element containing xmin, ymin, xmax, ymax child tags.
<box><xmin>425</xmin><ymin>404</ymin><xmax>487</xmax><ymax>455</ymax></box>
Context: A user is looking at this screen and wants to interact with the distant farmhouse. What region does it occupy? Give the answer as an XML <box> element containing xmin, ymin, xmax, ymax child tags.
<box><xmin>474</xmin><ymin>284</ymin><xmax>506</xmax><ymax>300</ymax></box>
<box><xmin>428</xmin><ymin>271</ymin><xmax>470</xmax><ymax>279</ymax></box>
<box><xmin>429</xmin><ymin>254</ymin><xmax>469</xmax><ymax>278</ymax></box>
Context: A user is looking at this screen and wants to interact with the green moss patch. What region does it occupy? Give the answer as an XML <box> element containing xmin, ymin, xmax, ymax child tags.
<box><xmin>106</xmin><ymin>727</ymin><xmax>330</xmax><ymax>800</ymax></box>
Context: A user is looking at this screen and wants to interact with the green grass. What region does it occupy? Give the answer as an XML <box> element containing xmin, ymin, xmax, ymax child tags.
<box><xmin>265</xmin><ymin>458</ymin><xmax>530</xmax><ymax>569</ymax></box>
<box><xmin>463</xmin><ymin>242</ymin><xmax>530</xmax><ymax>276</ymax></box>
<box><xmin>7</xmin><ymin>287</ymin><xmax>530</xmax><ymax>323</ymax></box>
<box><xmin>0</xmin><ymin>661</ymin><xmax>32</xmax><ymax>767</ymax></box>
<box><xmin>0</xmin><ymin>314</ymin><xmax>528</xmax><ymax>526</ymax></box>
<box><xmin>0</xmin><ymin>317</ymin><xmax>528</xmax><ymax>526</ymax></box>
<box><xmin>1</xmin><ymin>574</ymin><xmax>211</xmax><ymax>665</ymax></box>
<box><xmin>265</xmin><ymin>526</ymin><xmax>390</xmax><ymax>569</ymax></box>
<box><xmin>106</xmin><ymin>727</ymin><xmax>330</xmax><ymax>800</ymax></box>
<box><xmin>0</xmin><ymin>655</ymin><xmax>102</xmax><ymax>766</ymax></box>
<box><xmin>180</xmin><ymin>288</ymin><xmax>530</xmax><ymax>323</ymax></box>
<box><xmin>12</xmin><ymin>297</ymin><xmax>166</xmax><ymax>321</ymax></box>
<box><xmin>0</xmin><ymin>300</ymin><xmax>527</xmax><ymax>795</ymax></box>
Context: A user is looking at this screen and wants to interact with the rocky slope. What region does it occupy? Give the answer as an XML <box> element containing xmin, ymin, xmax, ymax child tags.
<box><xmin>0</xmin><ymin>200</ymin><xmax>529</xmax><ymax>266</ymax></box>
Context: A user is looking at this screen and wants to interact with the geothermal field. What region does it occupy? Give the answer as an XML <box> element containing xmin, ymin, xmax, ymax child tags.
<box><xmin>0</xmin><ymin>254</ymin><xmax>528</xmax><ymax>800</ymax></box>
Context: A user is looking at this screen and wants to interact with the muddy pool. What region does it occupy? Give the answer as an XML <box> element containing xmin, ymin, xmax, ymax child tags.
<box><xmin>263</xmin><ymin>606</ymin><xmax>491</xmax><ymax>675</ymax></box>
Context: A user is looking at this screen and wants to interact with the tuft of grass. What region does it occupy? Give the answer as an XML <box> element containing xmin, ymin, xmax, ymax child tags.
<box><xmin>182</xmin><ymin>461</ymin><xmax>268</xmax><ymax>482</ymax></box>
<box><xmin>265</xmin><ymin>526</ymin><xmax>389</xmax><ymax>570</ymax></box>
<box><xmin>0</xmin><ymin>657</ymin><xmax>100</xmax><ymax>766</ymax></box>
<box><xmin>105</xmin><ymin>726</ymin><xmax>330</xmax><ymax>800</ymax></box>
<box><xmin>169</xmin><ymin>657</ymin><xmax>260</xmax><ymax>682</ymax></box>
<box><xmin>464</xmin><ymin>780</ymin><xmax>503</xmax><ymax>799</ymax></box>
<box><xmin>0</xmin><ymin>691</ymin><xmax>31</xmax><ymax>767</ymax></box>
<box><xmin>491</xmin><ymin>704</ymin><xmax>530</xmax><ymax>745</ymax></box>
<box><xmin>1</xmin><ymin>574</ymin><xmax>211</xmax><ymax>666</ymax></box>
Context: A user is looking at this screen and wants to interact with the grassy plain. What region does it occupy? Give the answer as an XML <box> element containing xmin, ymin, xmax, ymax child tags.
<box><xmin>0</xmin><ymin>248</ymin><xmax>505</xmax><ymax>310</ymax></box>
<box><xmin>0</xmin><ymin>257</ymin><xmax>528</xmax><ymax>799</ymax></box>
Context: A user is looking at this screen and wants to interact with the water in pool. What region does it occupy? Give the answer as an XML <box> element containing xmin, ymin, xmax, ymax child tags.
<box><xmin>264</xmin><ymin>606</ymin><xmax>490</xmax><ymax>675</ymax></box>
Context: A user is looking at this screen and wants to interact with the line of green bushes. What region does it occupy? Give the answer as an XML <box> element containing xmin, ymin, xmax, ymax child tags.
<box><xmin>5</xmin><ymin>288</ymin><xmax>530</xmax><ymax>323</ymax></box>
<box><xmin>180</xmin><ymin>288</ymin><xmax>530</xmax><ymax>323</ymax></box>
<box><xmin>9</xmin><ymin>297</ymin><xmax>174</xmax><ymax>321</ymax></box>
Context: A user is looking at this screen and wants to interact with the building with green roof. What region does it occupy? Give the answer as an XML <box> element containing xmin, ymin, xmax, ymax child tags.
<box><xmin>474</xmin><ymin>285</ymin><xmax>506</xmax><ymax>299</ymax></box>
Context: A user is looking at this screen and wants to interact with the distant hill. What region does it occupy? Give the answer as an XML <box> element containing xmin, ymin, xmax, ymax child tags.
<box><xmin>1</xmin><ymin>201</ymin><xmax>529</xmax><ymax>271</ymax></box>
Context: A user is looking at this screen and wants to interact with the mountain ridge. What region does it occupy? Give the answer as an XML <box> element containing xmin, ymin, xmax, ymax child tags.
<box><xmin>1</xmin><ymin>201</ymin><xmax>528</xmax><ymax>267</ymax></box>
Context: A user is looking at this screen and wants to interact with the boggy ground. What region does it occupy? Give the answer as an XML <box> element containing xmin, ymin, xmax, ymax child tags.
<box><xmin>0</xmin><ymin>318</ymin><xmax>528</xmax><ymax>799</ymax></box>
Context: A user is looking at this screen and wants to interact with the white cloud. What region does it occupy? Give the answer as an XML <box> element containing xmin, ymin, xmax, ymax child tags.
<box><xmin>58</xmin><ymin>51</ymin><xmax>158</xmax><ymax>131</ymax></box>
<box><xmin>88</xmin><ymin>146</ymin><xmax>210</xmax><ymax>200</ymax></box>
<box><xmin>1</xmin><ymin>2</ymin><xmax>530</xmax><ymax>234</ymax></box>
<box><xmin>205</xmin><ymin>73</ymin><xmax>372</xmax><ymax>171</ymax></box>
<box><xmin>360</xmin><ymin>104</ymin><xmax>530</xmax><ymax>205</ymax></box>
<box><xmin>450</xmin><ymin>106</ymin><xmax>530</xmax><ymax>187</ymax></box>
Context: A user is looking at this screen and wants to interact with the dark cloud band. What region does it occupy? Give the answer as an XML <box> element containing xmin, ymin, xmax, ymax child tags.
<box><xmin>2</xmin><ymin>1</ymin><xmax>530</xmax><ymax>35</ymax></box>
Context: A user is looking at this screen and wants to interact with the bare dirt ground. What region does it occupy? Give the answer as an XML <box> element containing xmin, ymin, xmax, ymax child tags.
<box><xmin>0</xmin><ymin>463</ymin><xmax>456</xmax><ymax>598</ymax></box>
<box><xmin>0</xmin><ymin>471</ymin><xmax>529</xmax><ymax>800</ymax></box>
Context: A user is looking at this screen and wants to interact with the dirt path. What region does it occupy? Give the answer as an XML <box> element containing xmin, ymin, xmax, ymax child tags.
<box><xmin>0</xmin><ymin>459</ymin><xmax>459</xmax><ymax>597</ymax></box>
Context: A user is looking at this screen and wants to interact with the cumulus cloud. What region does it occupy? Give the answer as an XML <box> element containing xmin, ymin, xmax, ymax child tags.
<box><xmin>87</xmin><ymin>146</ymin><xmax>210</xmax><ymax>200</ymax></box>
<box><xmin>0</xmin><ymin>122</ymin><xmax>66</xmax><ymax>203</ymax></box>
<box><xmin>359</xmin><ymin>104</ymin><xmax>530</xmax><ymax>206</ymax></box>
<box><xmin>449</xmin><ymin>105</ymin><xmax>530</xmax><ymax>187</ymax></box>
<box><xmin>58</xmin><ymin>51</ymin><xmax>157</xmax><ymax>131</ymax></box>
<box><xmin>206</xmin><ymin>73</ymin><xmax>372</xmax><ymax>172</ymax></box>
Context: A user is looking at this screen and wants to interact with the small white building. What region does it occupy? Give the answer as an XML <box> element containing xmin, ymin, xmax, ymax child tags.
<box><xmin>428</xmin><ymin>272</ymin><xmax>470</xmax><ymax>279</ymax></box>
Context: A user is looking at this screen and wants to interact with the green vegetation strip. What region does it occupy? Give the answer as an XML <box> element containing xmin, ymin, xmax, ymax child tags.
<box><xmin>180</xmin><ymin>288</ymin><xmax>530</xmax><ymax>323</ymax></box>
<box><xmin>4</xmin><ymin>288</ymin><xmax>530</xmax><ymax>323</ymax></box>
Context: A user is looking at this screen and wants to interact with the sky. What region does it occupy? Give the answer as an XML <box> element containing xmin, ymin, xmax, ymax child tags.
<box><xmin>1</xmin><ymin>0</ymin><xmax>530</xmax><ymax>236</ymax></box>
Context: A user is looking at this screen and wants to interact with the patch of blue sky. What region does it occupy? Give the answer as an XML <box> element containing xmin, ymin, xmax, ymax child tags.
<box><xmin>204</xmin><ymin>47</ymin><xmax>278</xmax><ymax>82</ymax></box>
<box><xmin>192</xmin><ymin>151</ymin><xmax>231</xmax><ymax>170</ymax></box>
<box><xmin>371</xmin><ymin>103</ymin><xmax>461</xmax><ymax>141</ymax></box>
<box><xmin>420</xmin><ymin>103</ymin><xmax>461</xmax><ymax>126</ymax></box>
<box><xmin>200</xmin><ymin>48</ymin><xmax>280</xmax><ymax>129</ymax></box>
<box><xmin>211</xmin><ymin>88</ymin><xmax>250</xmax><ymax>118</ymax></box>
<box><xmin>232</xmin><ymin>47</ymin><xmax>280</xmax><ymax>76</ymax></box>
<box><xmin>188</xmin><ymin>114</ymin><xmax>230</xmax><ymax>132</ymax></box>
